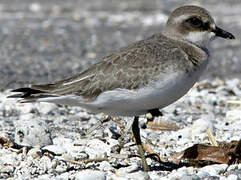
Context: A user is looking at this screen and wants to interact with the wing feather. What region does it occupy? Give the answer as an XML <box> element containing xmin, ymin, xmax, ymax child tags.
<box><xmin>8</xmin><ymin>33</ymin><xmax>195</xmax><ymax>102</ymax></box>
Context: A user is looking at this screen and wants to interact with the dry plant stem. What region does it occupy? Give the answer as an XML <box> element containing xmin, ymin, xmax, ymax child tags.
<box><xmin>206</xmin><ymin>128</ymin><xmax>218</xmax><ymax>146</ymax></box>
<box><xmin>64</xmin><ymin>156</ymin><xmax>108</xmax><ymax>165</ymax></box>
<box><xmin>147</xmin><ymin>121</ymin><xmax>179</xmax><ymax>131</ymax></box>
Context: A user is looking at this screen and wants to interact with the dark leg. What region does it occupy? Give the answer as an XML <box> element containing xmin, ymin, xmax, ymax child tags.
<box><xmin>147</xmin><ymin>109</ymin><xmax>163</xmax><ymax>121</ymax></box>
<box><xmin>132</xmin><ymin>116</ymin><xmax>150</xmax><ymax>171</ymax></box>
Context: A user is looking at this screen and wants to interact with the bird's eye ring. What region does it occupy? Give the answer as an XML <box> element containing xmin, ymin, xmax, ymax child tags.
<box><xmin>186</xmin><ymin>17</ymin><xmax>202</xmax><ymax>27</ymax></box>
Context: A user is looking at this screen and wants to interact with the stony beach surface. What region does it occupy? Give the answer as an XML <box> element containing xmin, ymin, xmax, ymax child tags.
<box><xmin>1</xmin><ymin>78</ymin><xmax>241</xmax><ymax>179</ymax></box>
<box><xmin>0</xmin><ymin>0</ymin><xmax>241</xmax><ymax>179</ymax></box>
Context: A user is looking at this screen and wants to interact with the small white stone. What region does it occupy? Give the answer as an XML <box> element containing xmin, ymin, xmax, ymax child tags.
<box><xmin>43</xmin><ymin>145</ymin><xmax>66</xmax><ymax>155</ymax></box>
<box><xmin>39</xmin><ymin>156</ymin><xmax>52</xmax><ymax>172</ymax></box>
<box><xmin>201</xmin><ymin>166</ymin><xmax>217</xmax><ymax>176</ymax></box>
<box><xmin>98</xmin><ymin>161</ymin><xmax>113</xmax><ymax>171</ymax></box>
<box><xmin>84</xmin><ymin>139</ymin><xmax>111</xmax><ymax>158</ymax></box>
<box><xmin>227</xmin><ymin>174</ymin><xmax>238</xmax><ymax>180</ymax></box>
<box><xmin>56</xmin><ymin>172</ymin><xmax>72</xmax><ymax>180</ymax></box>
<box><xmin>0</xmin><ymin>164</ymin><xmax>14</xmax><ymax>173</ymax></box>
<box><xmin>17</xmin><ymin>103</ymin><xmax>35</xmax><ymax>114</ymax></box>
<box><xmin>226</xmin><ymin>78</ymin><xmax>241</xmax><ymax>96</ymax></box>
<box><xmin>227</xmin><ymin>165</ymin><xmax>238</xmax><ymax>171</ymax></box>
<box><xmin>118</xmin><ymin>163</ymin><xmax>139</xmax><ymax>174</ymax></box>
<box><xmin>14</xmin><ymin>119</ymin><xmax>53</xmax><ymax>147</ymax></box>
<box><xmin>186</xmin><ymin>116</ymin><xmax>193</xmax><ymax>123</ymax></box>
<box><xmin>180</xmin><ymin>116</ymin><xmax>214</xmax><ymax>139</ymax></box>
<box><xmin>0</xmin><ymin>103</ymin><xmax>5</xmax><ymax>112</ymax></box>
<box><xmin>0</xmin><ymin>152</ymin><xmax>18</xmax><ymax>166</ymax></box>
<box><xmin>173</xmin><ymin>117</ymin><xmax>214</xmax><ymax>142</ymax></box>
<box><xmin>168</xmin><ymin>170</ymin><xmax>187</xmax><ymax>180</ymax></box>
<box><xmin>128</xmin><ymin>171</ymin><xmax>150</xmax><ymax>180</ymax></box>
<box><xmin>55</xmin><ymin>163</ymin><xmax>67</xmax><ymax>173</ymax></box>
<box><xmin>27</xmin><ymin>147</ymin><xmax>42</xmax><ymax>159</ymax></box>
<box><xmin>35</xmin><ymin>102</ymin><xmax>57</xmax><ymax>115</ymax></box>
<box><xmin>29</xmin><ymin>3</ymin><xmax>42</xmax><ymax>12</ymax></box>
<box><xmin>196</xmin><ymin>170</ymin><xmax>210</xmax><ymax>179</ymax></box>
<box><xmin>19</xmin><ymin>113</ymin><xmax>35</xmax><ymax>121</ymax></box>
<box><xmin>37</xmin><ymin>175</ymin><xmax>53</xmax><ymax>180</ymax></box>
<box><xmin>226</xmin><ymin>110</ymin><xmax>241</xmax><ymax>122</ymax></box>
<box><xmin>53</xmin><ymin>137</ymin><xmax>73</xmax><ymax>146</ymax></box>
<box><xmin>210</xmin><ymin>164</ymin><xmax>228</xmax><ymax>174</ymax></box>
<box><xmin>69</xmin><ymin>150</ymin><xmax>88</xmax><ymax>161</ymax></box>
<box><xmin>75</xmin><ymin>170</ymin><xmax>106</xmax><ymax>180</ymax></box>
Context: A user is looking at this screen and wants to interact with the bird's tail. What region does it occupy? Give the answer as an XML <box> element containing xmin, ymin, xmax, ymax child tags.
<box><xmin>7</xmin><ymin>84</ymin><xmax>58</xmax><ymax>103</ymax></box>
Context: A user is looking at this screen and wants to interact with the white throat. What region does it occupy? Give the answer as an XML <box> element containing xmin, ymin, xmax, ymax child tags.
<box><xmin>185</xmin><ymin>31</ymin><xmax>216</xmax><ymax>48</ymax></box>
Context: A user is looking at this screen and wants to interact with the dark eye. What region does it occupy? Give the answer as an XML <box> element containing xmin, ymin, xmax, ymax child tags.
<box><xmin>186</xmin><ymin>17</ymin><xmax>202</xmax><ymax>27</ymax></box>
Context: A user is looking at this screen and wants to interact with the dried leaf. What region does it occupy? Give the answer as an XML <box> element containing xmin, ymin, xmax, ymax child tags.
<box><xmin>171</xmin><ymin>140</ymin><xmax>241</xmax><ymax>167</ymax></box>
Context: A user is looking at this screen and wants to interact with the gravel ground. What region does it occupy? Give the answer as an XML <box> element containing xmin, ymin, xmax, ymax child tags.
<box><xmin>1</xmin><ymin>78</ymin><xmax>241</xmax><ymax>179</ymax></box>
<box><xmin>0</xmin><ymin>0</ymin><xmax>241</xmax><ymax>179</ymax></box>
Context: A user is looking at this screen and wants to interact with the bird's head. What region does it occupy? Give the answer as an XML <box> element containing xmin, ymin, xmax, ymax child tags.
<box><xmin>164</xmin><ymin>5</ymin><xmax>235</xmax><ymax>47</ymax></box>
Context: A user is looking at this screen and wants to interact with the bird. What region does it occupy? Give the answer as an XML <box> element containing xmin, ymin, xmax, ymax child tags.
<box><xmin>9</xmin><ymin>5</ymin><xmax>235</xmax><ymax>171</ymax></box>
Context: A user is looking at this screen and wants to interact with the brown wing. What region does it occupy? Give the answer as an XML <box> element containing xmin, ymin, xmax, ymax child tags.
<box><xmin>9</xmin><ymin>34</ymin><xmax>191</xmax><ymax>101</ymax></box>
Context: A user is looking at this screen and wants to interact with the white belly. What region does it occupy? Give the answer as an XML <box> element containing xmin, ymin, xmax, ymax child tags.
<box><xmin>91</xmin><ymin>73</ymin><xmax>195</xmax><ymax>115</ymax></box>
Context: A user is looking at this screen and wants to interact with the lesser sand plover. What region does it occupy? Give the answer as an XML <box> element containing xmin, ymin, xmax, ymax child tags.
<box><xmin>9</xmin><ymin>5</ymin><xmax>235</xmax><ymax>171</ymax></box>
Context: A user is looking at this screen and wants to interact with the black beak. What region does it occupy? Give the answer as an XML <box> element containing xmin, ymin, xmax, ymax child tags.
<box><xmin>213</xmin><ymin>26</ymin><xmax>235</xmax><ymax>39</ymax></box>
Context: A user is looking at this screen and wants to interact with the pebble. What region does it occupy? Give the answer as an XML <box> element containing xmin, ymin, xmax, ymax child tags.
<box><xmin>127</xmin><ymin>171</ymin><xmax>150</xmax><ymax>180</ymax></box>
<box><xmin>55</xmin><ymin>162</ymin><xmax>68</xmax><ymax>173</ymax></box>
<box><xmin>14</xmin><ymin>119</ymin><xmax>53</xmax><ymax>147</ymax></box>
<box><xmin>0</xmin><ymin>152</ymin><xmax>19</xmax><ymax>166</ymax></box>
<box><xmin>228</xmin><ymin>174</ymin><xmax>238</xmax><ymax>180</ymax></box>
<box><xmin>29</xmin><ymin>3</ymin><xmax>42</xmax><ymax>12</ymax></box>
<box><xmin>39</xmin><ymin>156</ymin><xmax>52</xmax><ymax>171</ymax></box>
<box><xmin>27</xmin><ymin>147</ymin><xmax>42</xmax><ymax>159</ymax></box>
<box><xmin>84</xmin><ymin>139</ymin><xmax>111</xmax><ymax>158</ymax></box>
<box><xmin>35</xmin><ymin>103</ymin><xmax>57</xmax><ymax>115</ymax></box>
<box><xmin>200</xmin><ymin>165</ymin><xmax>219</xmax><ymax>176</ymax></box>
<box><xmin>56</xmin><ymin>172</ymin><xmax>73</xmax><ymax>180</ymax></box>
<box><xmin>75</xmin><ymin>170</ymin><xmax>106</xmax><ymax>180</ymax></box>
<box><xmin>226</xmin><ymin>110</ymin><xmax>241</xmax><ymax>122</ymax></box>
<box><xmin>0</xmin><ymin>165</ymin><xmax>14</xmax><ymax>173</ymax></box>
<box><xmin>196</xmin><ymin>171</ymin><xmax>210</xmax><ymax>179</ymax></box>
<box><xmin>118</xmin><ymin>163</ymin><xmax>139</xmax><ymax>175</ymax></box>
<box><xmin>43</xmin><ymin>145</ymin><xmax>66</xmax><ymax>155</ymax></box>
<box><xmin>98</xmin><ymin>161</ymin><xmax>113</xmax><ymax>171</ymax></box>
